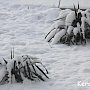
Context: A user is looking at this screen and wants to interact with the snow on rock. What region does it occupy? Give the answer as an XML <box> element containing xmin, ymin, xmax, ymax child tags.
<box><xmin>51</xmin><ymin>29</ymin><xmax>66</xmax><ymax>44</ymax></box>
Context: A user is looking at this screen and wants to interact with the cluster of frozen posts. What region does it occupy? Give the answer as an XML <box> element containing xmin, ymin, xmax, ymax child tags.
<box><xmin>45</xmin><ymin>4</ymin><xmax>90</xmax><ymax>45</ymax></box>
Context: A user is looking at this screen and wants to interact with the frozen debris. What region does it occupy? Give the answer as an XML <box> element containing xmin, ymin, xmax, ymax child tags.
<box><xmin>0</xmin><ymin>54</ymin><xmax>49</xmax><ymax>85</ymax></box>
<box><xmin>45</xmin><ymin>4</ymin><xmax>90</xmax><ymax>45</ymax></box>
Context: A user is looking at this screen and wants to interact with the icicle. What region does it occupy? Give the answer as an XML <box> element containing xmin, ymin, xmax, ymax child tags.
<box><xmin>45</xmin><ymin>29</ymin><xmax>59</xmax><ymax>42</ymax></box>
<box><xmin>67</xmin><ymin>26</ymin><xmax>74</xmax><ymax>35</ymax></box>
<box><xmin>73</xmin><ymin>27</ymin><xmax>79</xmax><ymax>36</ymax></box>
<box><xmin>65</xmin><ymin>11</ymin><xmax>75</xmax><ymax>26</ymax></box>
<box><xmin>81</xmin><ymin>17</ymin><xmax>86</xmax><ymax>31</ymax></box>
<box><xmin>51</xmin><ymin>29</ymin><xmax>66</xmax><ymax>44</ymax></box>
<box><xmin>81</xmin><ymin>16</ymin><xmax>87</xmax><ymax>39</ymax></box>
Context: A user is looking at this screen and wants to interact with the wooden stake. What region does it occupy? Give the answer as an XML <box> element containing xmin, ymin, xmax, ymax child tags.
<box><xmin>58</xmin><ymin>0</ymin><xmax>61</xmax><ymax>9</ymax></box>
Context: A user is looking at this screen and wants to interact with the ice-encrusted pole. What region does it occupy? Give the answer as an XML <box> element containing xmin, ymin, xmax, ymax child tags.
<box><xmin>58</xmin><ymin>0</ymin><xmax>61</xmax><ymax>9</ymax></box>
